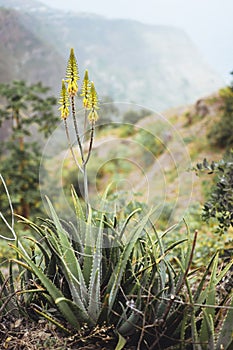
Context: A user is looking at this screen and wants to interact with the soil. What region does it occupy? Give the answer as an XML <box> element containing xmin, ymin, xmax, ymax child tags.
<box><xmin>0</xmin><ymin>316</ymin><xmax>136</xmax><ymax>350</ymax></box>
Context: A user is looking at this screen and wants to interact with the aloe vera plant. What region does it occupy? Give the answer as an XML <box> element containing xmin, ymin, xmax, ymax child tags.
<box><xmin>0</xmin><ymin>178</ymin><xmax>231</xmax><ymax>349</ymax></box>
<box><xmin>124</xmin><ymin>228</ymin><xmax>233</xmax><ymax>350</ymax></box>
<box><xmin>8</xmin><ymin>189</ymin><xmax>151</xmax><ymax>332</ymax></box>
<box><xmin>8</xmin><ymin>204</ymin><xmax>232</xmax><ymax>349</ymax></box>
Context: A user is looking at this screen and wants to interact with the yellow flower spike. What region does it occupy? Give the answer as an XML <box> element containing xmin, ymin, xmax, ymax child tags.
<box><xmin>80</xmin><ymin>69</ymin><xmax>91</xmax><ymax>108</ymax></box>
<box><xmin>87</xmin><ymin>81</ymin><xmax>99</xmax><ymax>123</ymax></box>
<box><xmin>88</xmin><ymin>110</ymin><xmax>99</xmax><ymax>123</ymax></box>
<box><xmin>89</xmin><ymin>82</ymin><xmax>99</xmax><ymax>109</ymax></box>
<box><xmin>66</xmin><ymin>48</ymin><xmax>79</xmax><ymax>96</ymax></box>
<box><xmin>58</xmin><ymin>79</ymin><xmax>70</xmax><ymax>120</ymax></box>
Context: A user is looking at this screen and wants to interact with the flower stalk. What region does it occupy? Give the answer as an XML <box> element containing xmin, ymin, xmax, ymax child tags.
<box><xmin>80</xmin><ymin>69</ymin><xmax>91</xmax><ymax>143</ymax></box>
<box><xmin>59</xmin><ymin>49</ymin><xmax>99</xmax><ymax>218</ymax></box>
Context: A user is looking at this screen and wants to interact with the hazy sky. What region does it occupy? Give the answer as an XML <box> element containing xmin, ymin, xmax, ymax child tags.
<box><xmin>39</xmin><ymin>0</ymin><xmax>233</xmax><ymax>81</ymax></box>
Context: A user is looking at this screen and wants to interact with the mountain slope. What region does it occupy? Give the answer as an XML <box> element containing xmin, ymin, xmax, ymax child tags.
<box><xmin>0</xmin><ymin>0</ymin><xmax>223</xmax><ymax>110</ymax></box>
<box><xmin>0</xmin><ymin>8</ymin><xmax>64</xmax><ymax>90</ymax></box>
<box><xmin>82</xmin><ymin>93</ymin><xmax>226</xmax><ymax>224</ymax></box>
<box><xmin>27</xmin><ymin>9</ymin><xmax>223</xmax><ymax>110</ymax></box>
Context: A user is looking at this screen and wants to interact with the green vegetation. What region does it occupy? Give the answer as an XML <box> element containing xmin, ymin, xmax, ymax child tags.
<box><xmin>2</xmin><ymin>198</ymin><xmax>233</xmax><ymax>349</ymax></box>
<box><xmin>122</xmin><ymin>108</ymin><xmax>152</xmax><ymax>124</ymax></box>
<box><xmin>195</xmin><ymin>153</ymin><xmax>233</xmax><ymax>235</ymax></box>
<box><xmin>0</xmin><ymin>50</ymin><xmax>232</xmax><ymax>349</ymax></box>
<box><xmin>0</xmin><ymin>80</ymin><xmax>58</xmax><ymax>234</ymax></box>
<box><xmin>208</xmin><ymin>81</ymin><xmax>233</xmax><ymax>148</ymax></box>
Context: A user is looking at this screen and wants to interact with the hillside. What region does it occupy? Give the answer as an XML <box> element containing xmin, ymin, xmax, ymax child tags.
<box><xmin>39</xmin><ymin>89</ymin><xmax>227</xmax><ymax>236</ymax></box>
<box><xmin>0</xmin><ymin>8</ymin><xmax>65</xmax><ymax>90</ymax></box>
<box><xmin>0</xmin><ymin>0</ymin><xmax>223</xmax><ymax>110</ymax></box>
<box><xmin>86</xmin><ymin>93</ymin><xmax>225</xmax><ymax>221</ymax></box>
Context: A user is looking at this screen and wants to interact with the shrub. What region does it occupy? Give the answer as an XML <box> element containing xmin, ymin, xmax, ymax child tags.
<box><xmin>0</xmin><ymin>80</ymin><xmax>58</xmax><ymax>222</ymax></box>
<box><xmin>195</xmin><ymin>153</ymin><xmax>233</xmax><ymax>234</ymax></box>
<box><xmin>208</xmin><ymin>81</ymin><xmax>233</xmax><ymax>148</ymax></box>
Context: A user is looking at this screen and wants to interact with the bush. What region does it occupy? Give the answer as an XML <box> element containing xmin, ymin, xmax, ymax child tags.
<box><xmin>195</xmin><ymin>153</ymin><xmax>233</xmax><ymax>234</ymax></box>
<box><xmin>208</xmin><ymin>82</ymin><xmax>233</xmax><ymax>148</ymax></box>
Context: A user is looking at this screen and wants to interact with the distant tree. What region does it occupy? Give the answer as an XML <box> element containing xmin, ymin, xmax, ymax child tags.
<box><xmin>0</xmin><ymin>80</ymin><xmax>58</xmax><ymax>220</ymax></box>
<box><xmin>208</xmin><ymin>72</ymin><xmax>233</xmax><ymax>148</ymax></box>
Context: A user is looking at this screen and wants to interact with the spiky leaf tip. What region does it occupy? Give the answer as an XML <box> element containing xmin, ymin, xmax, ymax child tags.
<box><xmin>66</xmin><ymin>48</ymin><xmax>79</xmax><ymax>96</ymax></box>
<box><xmin>58</xmin><ymin>79</ymin><xmax>70</xmax><ymax>120</ymax></box>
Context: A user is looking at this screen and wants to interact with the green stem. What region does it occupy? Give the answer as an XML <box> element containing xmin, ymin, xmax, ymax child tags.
<box><xmin>64</xmin><ymin>119</ymin><xmax>83</xmax><ymax>174</ymax></box>
<box><xmin>82</xmin><ymin>108</ymin><xmax>88</xmax><ymax>144</ymax></box>
<box><xmin>83</xmin><ymin>163</ymin><xmax>89</xmax><ymax>217</ymax></box>
<box><xmin>70</xmin><ymin>97</ymin><xmax>92</xmax><ymax>218</ymax></box>
<box><xmin>70</xmin><ymin>96</ymin><xmax>90</xmax><ymax>216</ymax></box>
<box><xmin>84</xmin><ymin>120</ymin><xmax>95</xmax><ymax>166</ymax></box>
<box><xmin>71</xmin><ymin>96</ymin><xmax>84</xmax><ymax>163</ymax></box>
<box><xmin>83</xmin><ymin>120</ymin><xmax>95</xmax><ymax>217</ymax></box>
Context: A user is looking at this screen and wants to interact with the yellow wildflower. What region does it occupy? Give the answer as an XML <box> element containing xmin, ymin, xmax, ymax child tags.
<box><xmin>80</xmin><ymin>69</ymin><xmax>91</xmax><ymax>108</ymax></box>
<box><xmin>88</xmin><ymin>109</ymin><xmax>99</xmax><ymax>123</ymax></box>
<box><xmin>87</xmin><ymin>81</ymin><xmax>99</xmax><ymax>123</ymax></box>
<box><xmin>66</xmin><ymin>48</ymin><xmax>79</xmax><ymax>96</ymax></box>
<box><xmin>58</xmin><ymin>79</ymin><xmax>70</xmax><ymax>120</ymax></box>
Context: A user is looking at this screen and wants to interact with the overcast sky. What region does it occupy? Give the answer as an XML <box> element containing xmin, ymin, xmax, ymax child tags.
<box><xmin>39</xmin><ymin>0</ymin><xmax>233</xmax><ymax>81</ymax></box>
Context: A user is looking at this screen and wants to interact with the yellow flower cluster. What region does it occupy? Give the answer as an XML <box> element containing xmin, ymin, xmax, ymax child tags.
<box><xmin>58</xmin><ymin>79</ymin><xmax>70</xmax><ymax>120</ymax></box>
<box><xmin>66</xmin><ymin>48</ymin><xmax>79</xmax><ymax>97</ymax></box>
<box><xmin>80</xmin><ymin>69</ymin><xmax>91</xmax><ymax>108</ymax></box>
<box><xmin>87</xmin><ymin>82</ymin><xmax>99</xmax><ymax>123</ymax></box>
<box><xmin>58</xmin><ymin>49</ymin><xmax>100</xmax><ymax>123</ymax></box>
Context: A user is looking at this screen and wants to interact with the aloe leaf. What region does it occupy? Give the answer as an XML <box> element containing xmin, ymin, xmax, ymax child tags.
<box><xmin>150</xmin><ymin>223</ymin><xmax>179</xmax><ymax>292</ymax></box>
<box><xmin>107</xmin><ymin>211</ymin><xmax>151</xmax><ymax>313</ymax></box>
<box><xmin>87</xmin><ymin>212</ymin><xmax>105</xmax><ymax>321</ymax></box>
<box><xmin>194</xmin><ymin>253</ymin><xmax>217</xmax><ymax>304</ymax></box>
<box><xmin>88</xmin><ymin>267</ymin><xmax>100</xmax><ymax>321</ymax></box>
<box><xmin>41</xmin><ymin>225</ymin><xmax>88</xmax><ymax>310</ymax></box>
<box><xmin>9</xmin><ymin>244</ymin><xmax>80</xmax><ymax>330</ymax></box>
<box><xmin>71</xmin><ymin>184</ymin><xmax>85</xmax><ymax>219</ymax></box>
<box><xmin>115</xmin><ymin>332</ymin><xmax>127</xmax><ymax>350</ymax></box>
<box><xmin>24</xmin><ymin>236</ymin><xmax>50</xmax><ymax>267</ymax></box>
<box><xmin>32</xmin><ymin>305</ymin><xmax>71</xmax><ymax>334</ymax></box>
<box><xmin>41</xmin><ymin>227</ymin><xmax>89</xmax><ymax>314</ymax></box>
<box><xmin>215</xmin><ymin>259</ymin><xmax>233</xmax><ymax>285</ymax></box>
<box><xmin>45</xmin><ymin>197</ymin><xmax>88</xmax><ymax>302</ymax></box>
<box><xmin>202</xmin><ymin>310</ymin><xmax>215</xmax><ymax>350</ymax></box>
<box><xmin>199</xmin><ymin>253</ymin><xmax>219</xmax><ymax>346</ymax></box>
<box><xmin>175</xmin><ymin>237</ymin><xmax>193</xmax><ymax>294</ymax></box>
<box><xmin>61</xmin><ymin>219</ymin><xmax>83</xmax><ymax>254</ymax></box>
<box><xmin>165</xmin><ymin>238</ymin><xmax>188</xmax><ymax>253</ymax></box>
<box><xmin>119</xmin><ymin>208</ymin><xmax>141</xmax><ymax>239</ymax></box>
<box><xmin>101</xmin><ymin>246</ymin><xmax>122</xmax><ymax>288</ymax></box>
<box><xmin>99</xmin><ymin>217</ymin><xmax>123</xmax><ymax>248</ymax></box>
<box><xmin>191</xmin><ymin>308</ymin><xmax>202</xmax><ymax>350</ymax></box>
<box><xmin>153</xmin><ymin>222</ymin><xmax>178</xmax><ymax>255</ymax></box>
<box><xmin>165</xmin><ymin>260</ymin><xmax>175</xmax><ymax>295</ymax></box>
<box><xmin>63</xmin><ymin>270</ymin><xmax>89</xmax><ymax>318</ymax></box>
<box><xmin>83</xmin><ymin>206</ymin><xmax>94</xmax><ymax>286</ymax></box>
<box><xmin>180</xmin><ymin>308</ymin><xmax>189</xmax><ymax>350</ymax></box>
<box><xmin>155</xmin><ymin>239</ymin><xmax>188</xmax><ymax>265</ymax></box>
<box><xmin>71</xmin><ymin>185</ymin><xmax>86</xmax><ymax>240</ymax></box>
<box><xmin>118</xmin><ymin>311</ymin><xmax>139</xmax><ymax>336</ymax></box>
<box><xmin>216</xmin><ymin>296</ymin><xmax>233</xmax><ymax>350</ymax></box>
